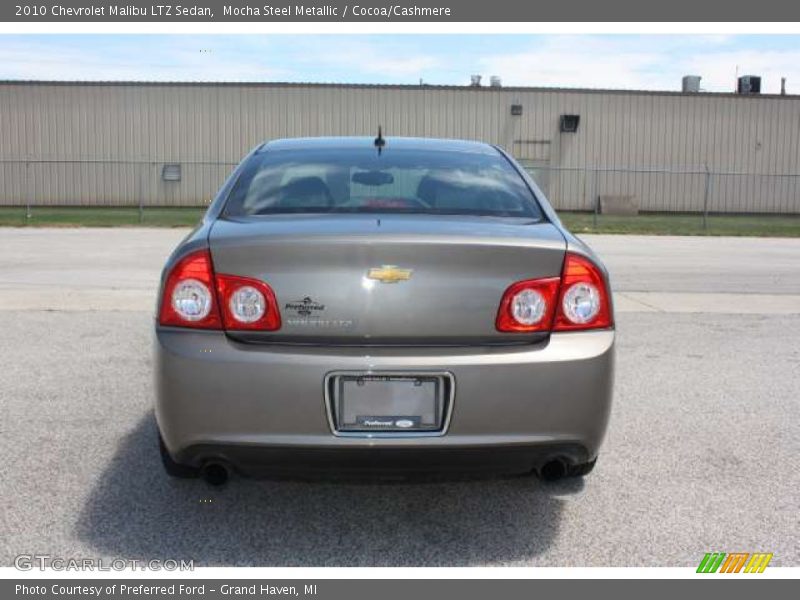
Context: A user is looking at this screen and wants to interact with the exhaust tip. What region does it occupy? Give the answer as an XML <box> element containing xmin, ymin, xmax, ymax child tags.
<box><xmin>201</xmin><ymin>462</ymin><xmax>230</xmax><ymax>486</ymax></box>
<box><xmin>540</xmin><ymin>458</ymin><xmax>568</xmax><ymax>482</ymax></box>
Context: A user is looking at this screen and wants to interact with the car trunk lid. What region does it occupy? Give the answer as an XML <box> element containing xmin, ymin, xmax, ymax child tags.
<box><xmin>209</xmin><ymin>214</ymin><xmax>566</xmax><ymax>345</ymax></box>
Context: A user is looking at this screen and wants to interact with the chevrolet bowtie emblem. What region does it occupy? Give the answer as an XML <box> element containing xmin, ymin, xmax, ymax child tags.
<box><xmin>366</xmin><ymin>265</ymin><xmax>413</xmax><ymax>284</ymax></box>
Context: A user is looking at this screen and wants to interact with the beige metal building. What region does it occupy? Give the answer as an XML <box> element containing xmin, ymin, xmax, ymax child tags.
<box><xmin>1</xmin><ymin>80</ymin><xmax>799</xmax><ymax>213</ymax></box>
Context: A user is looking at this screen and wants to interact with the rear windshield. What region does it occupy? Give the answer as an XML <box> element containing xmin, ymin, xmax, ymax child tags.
<box><xmin>223</xmin><ymin>147</ymin><xmax>543</xmax><ymax>219</ymax></box>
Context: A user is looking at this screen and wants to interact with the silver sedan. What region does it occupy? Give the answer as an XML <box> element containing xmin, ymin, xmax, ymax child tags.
<box><xmin>155</xmin><ymin>136</ymin><xmax>614</xmax><ymax>485</ymax></box>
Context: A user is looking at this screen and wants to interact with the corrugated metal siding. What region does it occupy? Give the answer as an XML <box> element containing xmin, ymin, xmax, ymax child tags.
<box><xmin>1</xmin><ymin>82</ymin><xmax>799</xmax><ymax>212</ymax></box>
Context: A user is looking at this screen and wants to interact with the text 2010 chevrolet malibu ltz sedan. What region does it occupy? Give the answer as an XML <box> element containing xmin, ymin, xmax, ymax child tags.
<box><xmin>155</xmin><ymin>136</ymin><xmax>615</xmax><ymax>485</ymax></box>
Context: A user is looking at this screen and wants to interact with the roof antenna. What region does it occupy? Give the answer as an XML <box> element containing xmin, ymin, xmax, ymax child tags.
<box><xmin>374</xmin><ymin>126</ymin><xmax>386</xmax><ymax>155</ymax></box>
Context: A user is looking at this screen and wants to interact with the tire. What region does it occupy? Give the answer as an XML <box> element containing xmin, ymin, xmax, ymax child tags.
<box><xmin>568</xmin><ymin>457</ymin><xmax>597</xmax><ymax>477</ymax></box>
<box><xmin>158</xmin><ymin>433</ymin><xmax>199</xmax><ymax>479</ymax></box>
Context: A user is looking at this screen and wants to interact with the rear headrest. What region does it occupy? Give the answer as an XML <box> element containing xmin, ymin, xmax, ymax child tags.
<box><xmin>282</xmin><ymin>176</ymin><xmax>331</xmax><ymax>198</ymax></box>
<box><xmin>416</xmin><ymin>175</ymin><xmax>457</xmax><ymax>205</ymax></box>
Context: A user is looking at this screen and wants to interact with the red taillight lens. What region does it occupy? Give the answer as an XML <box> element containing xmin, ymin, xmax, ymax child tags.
<box><xmin>216</xmin><ymin>274</ymin><xmax>281</xmax><ymax>331</ymax></box>
<box><xmin>159</xmin><ymin>250</ymin><xmax>281</xmax><ymax>331</ymax></box>
<box><xmin>496</xmin><ymin>252</ymin><xmax>612</xmax><ymax>333</ymax></box>
<box><xmin>158</xmin><ymin>249</ymin><xmax>222</xmax><ymax>329</ymax></box>
<box><xmin>553</xmin><ymin>253</ymin><xmax>613</xmax><ymax>331</ymax></box>
<box><xmin>496</xmin><ymin>277</ymin><xmax>561</xmax><ymax>332</ymax></box>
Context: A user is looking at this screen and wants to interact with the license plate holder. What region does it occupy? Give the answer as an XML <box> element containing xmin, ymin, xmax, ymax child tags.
<box><xmin>330</xmin><ymin>374</ymin><xmax>447</xmax><ymax>433</ymax></box>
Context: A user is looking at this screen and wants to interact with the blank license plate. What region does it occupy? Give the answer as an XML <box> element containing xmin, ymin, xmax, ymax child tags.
<box><xmin>333</xmin><ymin>375</ymin><xmax>443</xmax><ymax>432</ymax></box>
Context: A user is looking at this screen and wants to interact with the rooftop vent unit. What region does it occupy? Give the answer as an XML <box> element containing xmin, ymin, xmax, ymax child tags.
<box><xmin>682</xmin><ymin>75</ymin><xmax>702</xmax><ymax>93</ymax></box>
<box><xmin>470</xmin><ymin>74</ymin><xmax>482</xmax><ymax>87</ymax></box>
<box><xmin>490</xmin><ymin>76</ymin><xmax>502</xmax><ymax>88</ymax></box>
<box><xmin>738</xmin><ymin>75</ymin><xmax>761</xmax><ymax>95</ymax></box>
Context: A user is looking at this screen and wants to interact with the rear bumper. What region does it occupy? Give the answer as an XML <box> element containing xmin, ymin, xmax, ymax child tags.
<box><xmin>168</xmin><ymin>443</ymin><xmax>592</xmax><ymax>479</ymax></box>
<box><xmin>155</xmin><ymin>327</ymin><xmax>614</xmax><ymax>476</ymax></box>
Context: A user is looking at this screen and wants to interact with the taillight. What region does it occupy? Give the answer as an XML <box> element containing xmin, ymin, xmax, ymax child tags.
<box><xmin>496</xmin><ymin>252</ymin><xmax>612</xmax><ymax>333</ymax></box>
<box><xmin>158</xmin><ymin>249</ymin><xmax>281</xmax><ymax>331</ymax></box>
<box><xmin>496</xmin><ymin>277</ymin><xmax>560</xmax><ymax>332</ymax></box>
<box><xmin>159</xmin><ymin>249</ymin><xmax>222</xmax><ymax>329</ymax></box>
<box><xmin>216</xmin><ymin>274</ymin><xmax>281</xmax><ymax>331</ymax></box>
<box><xmin>553</xmin><ymin>252</ymin><xmax>613</xmax><ymax>331</ymax></box>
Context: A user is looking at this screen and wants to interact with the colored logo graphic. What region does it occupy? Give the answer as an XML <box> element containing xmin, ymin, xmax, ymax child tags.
<box><xmin>697</xmin><ymin>552</ymin><xmax>773</xmax><ymax>573</ymax></box>
<box><xmin>366</xmin><ymin>265</ymin><xmax>413</xmax><ymax>284</ymax></box>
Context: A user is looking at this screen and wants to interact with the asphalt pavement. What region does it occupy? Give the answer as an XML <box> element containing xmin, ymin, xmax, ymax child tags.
<box><xmin>0</xmin><ymin>229</ymin><xmax>798</xmax><ymax>566</ymax></box>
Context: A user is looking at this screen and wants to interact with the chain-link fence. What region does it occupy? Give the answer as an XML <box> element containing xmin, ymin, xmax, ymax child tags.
<box><xmin>523</xmin><ymin>164</ymin><xmax>800</xmax><ymax>213</ymax></box>
<box><xmin>0</xmin><ymin>160</ymin><xmax>237</xmax><ymax>221</ymax></box>
<box><xmin>521</xmin><ymin>163</ymin><xmax>800</xmax><ymax>234</ymax></box>
<box><xmin>1</xmin><ymin>159</ymin><xmax>799</xmax><ymax>232</ymax></box>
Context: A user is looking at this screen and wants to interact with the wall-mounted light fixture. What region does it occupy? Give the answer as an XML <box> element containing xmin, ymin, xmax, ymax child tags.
<box><xmin>510</xmin><ymin>104</ymin><xmax>523</xmax><ymax>116</ymax></box>
<box><xmin>560</xmin><ymin>114</ymin><xmax>580</xmax><ymax>133</ymax></box>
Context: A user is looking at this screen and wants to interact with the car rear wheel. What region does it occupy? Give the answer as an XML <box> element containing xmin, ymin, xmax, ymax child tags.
<box><xmin>158</xmin><ymin>433</ymin><xmax>199</xmax><ymax>479</ymax></box>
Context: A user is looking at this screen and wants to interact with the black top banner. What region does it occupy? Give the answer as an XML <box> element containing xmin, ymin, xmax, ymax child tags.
<box><xmin>3</xmin><ymin>0</ymin><xmax>799</xmax><ymax>22</ymax></box>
